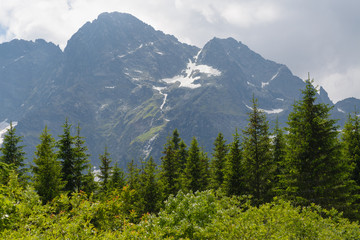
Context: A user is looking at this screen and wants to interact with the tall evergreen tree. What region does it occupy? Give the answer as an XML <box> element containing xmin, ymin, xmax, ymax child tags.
<box><xmin>242</xmin><ymin>97</ymin><xmax>274</xmax><ymax>205</ymax></box>
<box><xmin>73</xmin><ymin>123</ymin><xmax>90</xmax><ymax>192</ymax></box>
<box><xmin>271</xmin><ymin>118</ymin><xmax>287</xmax><ymax>191</ymax></box>
<box><xmin>0</xmin><ymin>122</ymin><xmax>26</xmax><ymax>179</ymax></box>
<box><xmin>98</xmin><ymin>146</ymin><xmax>112</xmax><ymax>192</ymax></box>
<box><xmin>175</xmin><ymin>140</ymin><xmax>188</xmax><ymax>180</ymax></box>
<box><xmin>82</xmin><ymin>165</ymin><xmax>98</xmax><ymax>195</ymax></box>
<box><xmin>108</xmin><ymin>161</ymin><xmax>126</xmax><ymax>191</ymax></box>
<box><xmin>138</xmin><ymin>156</ymin><xmax>161</xmax><ymax>213</ymax></box>
<box><xmin>159</xmin><ymin>137</ymin><xmax>178</xmax><ymax>198</ymax></box>
<box><xmin>210</xmin><ymin>132</ymin><xmax>228</xmax><ymax>190</ymax></box>
<box><xmin>127</xmin><ymin>159</ymin><xmax>140</xmax><ymax>190</ymax></box>
<box><xmin>342</xmin><ymin>112</ymin><xmax>360</xmax><ymax>186</ymax></box>
<box><xmin>172</xmin><ymin>129</ymin><xmax>181</xmax><ymax>150</ymax></box>
<box><xmin>32</xmin><ymin>126</ymin><xmax>65</xmax><ymax>203</ymax></box>
<box><xmin>222</xmin><ymin>129</ymin><xmax>244</xmax><ymax>196</ymax></box>
<box><xmin>183</xmin><ymin>137</ymin><xmax>207</xmax><ymax>192</ymax></box>
<box><xmin>57</xmin><ymin>118</ymin><xmax>75</xmax><ymax>192</ymax></box>
<box><xmin>284</xmin><ymin>78</ymin><xmax>355</xmax><ymax>211</ymax></box>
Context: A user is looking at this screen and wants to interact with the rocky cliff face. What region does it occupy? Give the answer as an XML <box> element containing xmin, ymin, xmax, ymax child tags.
<box><xmin>0</xmin><ymin>12</ymin><xmax>358</xmax><ymax>167</ymax></box>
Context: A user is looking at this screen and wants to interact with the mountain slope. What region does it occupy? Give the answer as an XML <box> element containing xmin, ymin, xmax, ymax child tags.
<box><xmin>0</xmin><ymin>12</ymin><xmax>358</xmax><ymax>167</ymax></box>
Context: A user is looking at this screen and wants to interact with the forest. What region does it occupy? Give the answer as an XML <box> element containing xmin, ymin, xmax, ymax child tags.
<box><xmin>1</xmin><ymin>79</ymin><xmax>360</xmax><ymax>239</ymax></box>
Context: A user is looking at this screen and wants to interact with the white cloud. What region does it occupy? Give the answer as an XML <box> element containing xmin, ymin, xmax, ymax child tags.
<box><xmin>221</xmin><ymin>2</ymin><xmax>281</xmax><ymax>27</ymax></box>
<box><xmin>317</xmin><ymin>66</ymin><xmax>360</xmax><ymax>103</ymax></box>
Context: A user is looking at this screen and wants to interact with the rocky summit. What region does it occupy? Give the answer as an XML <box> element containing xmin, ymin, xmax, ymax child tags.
<box><xmin>0</xmin><ymin>12</ymin><xmax>358</xmax><ymax>167</ymax></box>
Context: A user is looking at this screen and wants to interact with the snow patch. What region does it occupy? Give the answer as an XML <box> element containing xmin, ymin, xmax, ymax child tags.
<box><xmin>13</xmin><ymin>56</ymin><xmax>24</xmax><ymax>62</ymax></box>
<box><xmin>143</xmin><ymin>134</ymin><xmax>158</xmax><ymax>160</ymax></box>
<box><xmin>105</xmin><ymin>86</ymin><xmax>115</xmax><ymax>89</ymax></box>
<box><xmin>0</xmin><ymin>120</ymin><xmax>18</xmax><ymax>145</ymax></box>
<box><xmin>337</xmin><ymin>108</ymin><xmax>345</xmax><ymax>113</ymax></box>
<box><xmin>261</xmin><ymin>108</ymin><xmax>284</xmax><ymax>114</ymax></box>
<box><xmin>261</xmin><ymin>82</ymin><xmax>269</xmax><ymax>88</ymax></box>
<box><xmin>261</xmin><ymin>67</ymin><xmax>282</xmax><ymax>88</ymax></box>
<box><xmin>163</xmin><ymin>58</ymin><xmax>221</xmax><ymax>89</ymax></box>
<box><xmin>276</xmin><ymin>98</ymin><xmax>284</xmax><ymax>101</ymax></box>
<box><xmin>247</xmin><ymin>81</ymin><xmax>256</xmax><ymax>87</ymax></box>
<box><xmin>153</xmin><ymin>86</ymin><xmax>168</xmax><ymax>110</ymax></box>
<box><xmin>245</xmin><ymin>104</ymin><xmax>283</xmax><ymax>114</ymax></box>
<box><xmin>155</xmin><ymin>51</ymin><xmax>164</xmax><ymax>55</ymax></box>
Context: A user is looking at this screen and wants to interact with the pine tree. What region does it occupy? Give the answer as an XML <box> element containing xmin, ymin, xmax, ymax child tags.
<box><xmin>342</xmin><ymin>112</ymin><xmax>360</xmax><ymax>186</ymax></box>
<box><xmin>210</xmin><ymin>132</ymin><xmax>228</xmax><ymax>190</ymax></box>
<box><xmin>108</xmin><ymin>161</ymin><xmax>126</xmax><ymax>191</ymax></box>
<box><xmin>82</xmin><ymin>165</ymin><xmax>98</xmax><ymax>195</ymax></box>
<box><xmin>242</xmin><ymin>97</ymin><xmax>274</xmax><ymax>205</ymax></box>
<box><xmin>172</xmin><ymin>129</ymin><xmax>181</xmax><ymax>150</ymax></box>
<box><xmin>272</xmin><ymin>118</ymin><xmax>286</xmax><ymax>191</ymax></box>
<box><xmin>183</xmin><ymin>137</ymin><xmax>207</xmax><ymax>192</ymax></box>
<box><xmin>222</xmin><ymin>129</ymin><xmax>244</xmax><ymax>196</ymax></box>
<box><xmin>159</xmin><ymin>137</ymin><xmax>178</xmax><ymax>197</ymax></box>
<box><xmin>73</xmin><ymin>123</ymin><xmax>90</xmax><ymax>192</ymax></box>
<box><xmin>32</xmin><ymin>126</ymin><xmax>65</xmax><ymax>203</ymax></box>
<box><xmin>98</xmin><ymin>146</ymin><xmax>112</xmax><ymax>192</ymax></box>
<box><xmin>0</xmin><ymin>122</ymin><xmax>26</xmax><ymax>180</ymax></box>
<box><xmin>127</xmin><ymin>159</ymin><xmax>140</xmax><ymax>190</ymax></box>
<box><xmin>57</xmin><ymin>118</ymin><xmax>75</xmax><ymax>192</ymax></box>
<box><xmin>284</xmin><ymin>78</ymin><xmax>355</xmax><ymax>211</ymax></box>
<box><xmin>138</xmin><ymin>156</ymin><xmax>160</xmax><ymax>213</ymax></box>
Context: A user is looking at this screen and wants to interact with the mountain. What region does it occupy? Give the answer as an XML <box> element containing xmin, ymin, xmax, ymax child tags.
<box><xmin>0</xmin><ymin>12</ymin><xmax>359</xmax><ymax>167</ymax></box>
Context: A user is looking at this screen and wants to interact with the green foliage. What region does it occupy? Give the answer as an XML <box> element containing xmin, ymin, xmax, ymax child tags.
<box><xmin>284</xmin><ymin>79</ymin><xmax>356</xmax><ymax>213</ymax></box>
<box><xmin>222</xmin><ymin>129</ymin><xmax>244</xmax><ymax>196</ymax></box>
<box><xmin>210</xmin><ymin>132</ymin><xmax>228</xmax><ymax>190</ymax></box>
<box><xmin>0</xmin><ymin>122</ymin><xmax>26</xmax><ymax>180</ymax></box>
<box><xmin>242</xmin><ymin>96</ymin><xmax>274</xmax><ymax>205</ymax></box>
<box><xmin>73</xmin><ymin>123</ymin><xmax>91</xmax><ymax>192</ymax></box>
<box><xmin>99</xmin><ymin>146</ymin><xmax>112</xmax><ymax>192</ymax></box>
<box><xmin>32</xmin><ymin>126</ymin><xmax>65</xmax><ymax>203</ymax></box>
<box><xmin>108</xmin><ymin>161</ymin><xmax>126</xmax><ymax>191</ymax></box>
<box><xmin>57</xmin><ymin>118</ymin><xmax>76</xmax><ymax>192</ymax></box>
<box><xmin>82</xmin><ymin>165</ymin><xmax>98</xmax><ymax>195</ymax></box>
<box><xmin>183</xmin><ymin>137</ymin><xmax>208</xmax><ymax>192</ymax></box>
<box><xmin>138</xmin><ymin>156</ymin><xmax>161</xmax><ymax>214</ymax></box>
<box><xmin>342</xmin><ymin>112</ymin><xmax>360</xmax><ymax>186</ymax></box>
<box><xmin>159</xmin><ymin>136</ymin><xmax>179</xmax><ymax>198</ymax></box>
<box><xmin>272</xmin><ymin>118</ymin><xmax>286</xmax><ymax>190</ymax></box>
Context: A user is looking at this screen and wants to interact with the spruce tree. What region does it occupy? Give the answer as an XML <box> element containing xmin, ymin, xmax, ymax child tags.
<box><xmin>159</xmin><ymin>137</ymin><xmax>178</xmax><ymax>198</ymax></box>
<box><xmin>284</xmin><ymin>78</ymin><xmax>355</xmax><ymax>211</ymax></box>
<box><xmin>73</xmin><ymin>123</ymin><xmax>90</xmax><ymax>192</ymax></box>
<box><xmin>175</xmin><ymin>140</ymin><xmax>188</xmax><ymax>186</ymax></box>
<box><xmin>82</xmin><ymin>165</ymin><xmax>98</xmax><ymax>195</ymax></box>
<box><xmin>210</xmin><ymin>132</ymin><xmax>228</xmax><ymax>190</ymax></box>
<box><xmin>272</xmin><ymin>118</ymin><xmax>286</xmax><ymax>191</ymax></box>
<box><xmin>98</xmin><ymin>146</ymin><xmax>112</xmax><ymax>192</ymax></box>
<box><xmin>222</xmin><ymin>129</ymin><xmax>244</xmax><ymax>196</ymax></box>
<box><xmin>0</xmin><ymin>122</ymin><xmax>26</xmax><ymax>179</ymax></box>
<box><xmin>138</xmin><ymin>156</ymin><xmax>160</xmax><ymax>213</ymax></box>
<box><xmin>242</xmin><ymin>97</ymin><xmax>274</xmax><ymax>205</ymax></box>
<box><xmin>172</xmin><ymin>129</ymin><xmax>181</xmax><ymax>150</ymax></box>
<box><xmin>57</xmin><ymin>118</ymin><xmax>75</xmax><ymax>192</ymax></box>
<box><xmin>108</xmin><ymin>161</ymin><xmax>126</xmax><ymax>191</ymax></box>
<box><xmin>342</xmin><ymin>112</ymin><xmax>360</xmax><ymax>186</ymax></box>
<box><xmin>183</xmin><ymin>137</ymin><xmax>207</xmax><ymax>192</ymax></box>
<box><xmin>127</xmin><ymin>159</ymin><xmax>140</xmax><ymax>190</ymax></box>
<box><xmin>32</xmin><ymin>126</ymin><xmax>65</xmax><ymax>203</ymax></box>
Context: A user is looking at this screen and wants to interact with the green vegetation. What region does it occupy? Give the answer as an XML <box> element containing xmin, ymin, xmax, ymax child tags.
<box><xmin>1</xmin><ymin>77</ymin><xmax>360</xmax><ymax>238</ymax></box>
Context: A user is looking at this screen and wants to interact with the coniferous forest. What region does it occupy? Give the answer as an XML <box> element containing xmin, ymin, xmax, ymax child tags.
<box><xmin>1</xmin><ymin>79</ymin><xmax>360</xmax><ymax>238</ymax></box>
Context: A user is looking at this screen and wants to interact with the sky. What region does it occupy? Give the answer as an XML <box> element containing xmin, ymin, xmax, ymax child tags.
<box><xmin>0</xmin><ymin>0</ymin><xmax>359</xmax><ymax>103</ymax></box>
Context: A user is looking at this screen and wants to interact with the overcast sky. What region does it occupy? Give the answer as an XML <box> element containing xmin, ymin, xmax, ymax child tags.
<box><xmin>1</xmin><ymin>0</ymin><xmax>359</xmax><ymax>103</ymax></box>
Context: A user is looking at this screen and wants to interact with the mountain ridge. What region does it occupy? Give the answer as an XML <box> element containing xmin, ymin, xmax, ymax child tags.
<box><xmin>0</xmin><ymin>12</ymin><xmax>358</xmax><ymax>167</ymax></box>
